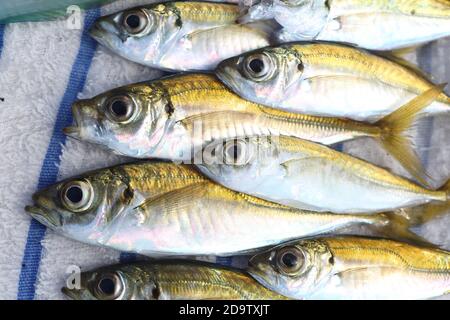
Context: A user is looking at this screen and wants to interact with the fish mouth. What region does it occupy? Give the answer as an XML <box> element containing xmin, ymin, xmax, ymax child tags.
<box><xmin>247</xmin><ymin>264</ymin><xmax>271</xmax><ymax>289</ymax></box>
<box><xmin>247</xmin><ymin>259</ymin><xmax>277</xmax><ymax>292</ymax></box>
<box><xmin>63</xmin><ymin>104</ymin><xmax>83</xmax><ymax>139</ymax></box>
<box><xmin>215</xmin><ymin>60</ymin><xmax>241</xmax><ymax>92</ymax></box>
<box><xmin>89</xmin><ymin>20</ymin><xmax>124</xmax><ymax>49</ymax></box>
<box><xmin>63</xmin><ymin>126</ymin><xmax>80</xmax><ymax>138</ymax></box>
<box><xmin>90</xmin><ymin>23</ymin><xmax>110</xmax><ymax>47</ymax></box>
<box><xmin>25</xmin><ymin>194</ymin><xmax>61</xmax><ymax>228</ymax></box>
<box><xmin>89</xmin><ymin>22</ymin><xmax>105</xmax><ymax>41</ymax></box>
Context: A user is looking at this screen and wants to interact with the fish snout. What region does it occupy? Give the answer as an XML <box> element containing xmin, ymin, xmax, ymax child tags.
<box><xmin>215</xmin><ymin>58</ymin><xmax>242</xmax><ymax>91</ymax></box>
<box><xmin>89</xmin><ymin>16</ymin><xmax>125</xmax><ymax>48</ymax></box>
<box><xmin>25</xmin><ymin>191</ymin><xmax>61</xmax><ymax>228</ymax></box>
<box><xmin>64</xmin><ymin>101</ymin><xmax>101</xmax><ymax>141</ymax></box>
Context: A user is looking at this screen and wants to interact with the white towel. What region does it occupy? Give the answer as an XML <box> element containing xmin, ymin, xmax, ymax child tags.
<box><xmin>0</xmin><ymin>1</ymin><xmax>449</xmax><ymax>300</ymax></box>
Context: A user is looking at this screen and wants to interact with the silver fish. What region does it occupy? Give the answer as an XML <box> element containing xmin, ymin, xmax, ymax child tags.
<box><xmin>62</xmin><ymin>260</ymin><xmax>289</xmax><ymax>300</ymax></box>
<box><xmin>90</xmin><ymin>1</ymin><xmax>277</xmax><ymax>71</ymax></box>
<box><xmin>63</xmin><ymin>73</ymin><xmax>437</xmax><ymax>188</ymax></box>
<box><xmin>216</xmin><ymin>42</ymin><xmax>450</xmax><ymax>122</ymax></box>
<box><xmin>197</xmin><ymin>135</ymin><xmax>450</xmax><ymax>214</ymax></box>
<box><xmin>24</xmin><ymin>161</ymin><xmax>425</xmax><ymax>256</ymax></box>
<box><xmin>248</xmin><ymin>236</ymin><xmax>450</xmax><ymax>300</ymax></box>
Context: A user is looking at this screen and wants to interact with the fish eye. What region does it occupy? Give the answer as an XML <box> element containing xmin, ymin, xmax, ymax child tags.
<box><xmin>243</xmin><ymin>53</ymin><xmax>274</xmax><ymax>81</ymax></box>
<box><xmin>61</xmin><ymin>180</ymin><xmax>94</xmax><ymax>212</ymax></box>
<box><xmin>105</xmin><ymin>95</ymin><xmax>136</xmax><ymax>123</ymax></box>
<box><xmin>95</xmin><ymin>273</ymin><xmax>123</xmax><ymax>300</ymax></box>
<box><xmin>223</xmin><ymin>139</ymin><xmax>251</xmax><ymax>165</ymax></box>
<box><xmin>276</xmin><ymin>247</ymin><xmax>305</xmax><ymax>275</ymax></box>
<box><xmin>123</xmin><ymin>9</ymin><xmax>150</xmax><ymax>35</ymax></box>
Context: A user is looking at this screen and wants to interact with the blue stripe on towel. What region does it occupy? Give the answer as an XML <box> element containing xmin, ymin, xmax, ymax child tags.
<box><xmin>0</xmin><ymin>24</ymin><xmax>5</xmax><ymax>57</ymax></box>
<box><xmin>17</xmin><ymin>9</ymin><xmax>100</xmax><ymax>300</ymax></box>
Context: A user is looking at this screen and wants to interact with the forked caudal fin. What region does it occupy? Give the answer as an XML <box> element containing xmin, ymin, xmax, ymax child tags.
<box><xmin>371</xmin><ymin>212</ymin><xmax>431</xmax><ymax>247</ymax></box>
<box><xmin>371</xmin><ymin>202</ymin><xmax>450</xmax><ymax>248</ymax></box>
<box><xmin>375</xmin><ymin>84</ymin><xmax>446</xmax><ymax>187</ymax></box>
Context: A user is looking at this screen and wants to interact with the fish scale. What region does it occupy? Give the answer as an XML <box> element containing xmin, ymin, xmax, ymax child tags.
<box><xmin>173</xmin><ymin>2</ymin><xmax>240</xmax><ymax>23</ymax></box>
<box><xmin>295</xmin><ymin>43</ymin><xmax>444</xmax><ymax>97</ymax></box>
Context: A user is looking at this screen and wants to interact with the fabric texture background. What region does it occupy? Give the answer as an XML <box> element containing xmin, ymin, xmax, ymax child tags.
<box><xmin>0</xmin><ymin>1</ymin><xmax>449</xmax><ymax>300</ymax></box>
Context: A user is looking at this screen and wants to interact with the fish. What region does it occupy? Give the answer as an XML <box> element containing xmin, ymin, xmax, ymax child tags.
<box><xmin>0</xmin><ymin>0</ymin><xmax>113</xmax><ymax>23</ymax></box>
<box><xmin>215</xmin><ymin>42</ymin><xmax>450</xmax><ymax>122</ymax></box>
<box><xmin>24</xmin><ymin>161</ymin><xmax>429</xmax><ymax>256</ymax></box>
<box><xmin>63</xmin><ymin>73</ymin><xmax>436</xmax><ymax>183</ymax></box>
<box><xmin>61</xmin><ymin>260</ymin><xmax>288</xmax><ymax>300</ymax></box>
<box><xmin>89</xmin><ymin>2</ymin><xmax>278</xmax><ymax>71</ymax></box>
<box><xmin>248</xmin><ymin>236</ymin><xmax>450</xmax><ymax>300</ymax></box>
<box><xmin>197</xmin><ymin>134</ymin><xmax>450</xmax><ymax>213</ymax></box>
<box><xmin>239</xmin><ymin>0</ymin><xmax>450</xmax><ymax>50</ymax></box>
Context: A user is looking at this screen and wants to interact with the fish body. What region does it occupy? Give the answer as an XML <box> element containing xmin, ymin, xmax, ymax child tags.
<box><xmin>62</xmin><ymin>260</ymin><xmax>288</xmax><ymax>300</ymax></box>
<box><xmin>0</xmin><ymin>0</ymin><xmax>113</xmax><ymax>23</ymax></box>
<box><xmin>216</xmin><ymin>42</ymin><xmax>450</xmax><ymax>122</ymax></box>
<box><xmin>197</xmin><ymin>136</ymin><xmax>449</xmax><ymax>213</ymax></box>
<box><xmin>25</xmin><ymin>161</ymin><xmax>407</xmax><ymax>256</ymax></box>
<box><xmin>90</xmin><ymin>2</ymin><xmax>277</xmax><ymax>71</ymax></box>
<box><xmin>64</xmin><ymin>73</ymin><xmax>429</xmax><ymax>168</ymax></box>
<box><xmin>248</xmin><ymin>236</ymin><xmax>450</xmax><ymax>300</ymax></box>
<box><xmin>241</xmin><ymin>0</ymin><xmax>450</xmax><ymax>50</ymax></box>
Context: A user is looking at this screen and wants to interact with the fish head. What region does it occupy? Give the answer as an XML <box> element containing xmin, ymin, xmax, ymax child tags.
<box><xmin>196</xmin><ymin>136</ymin><xmax>282</xmax><ymax>188</ymax></box>
<box><xmin>90</xmin><ymin>4</ymin><xmax>183</xmax><ymax>66</ymax></box>
<box><xmin>25</xmin><ymin>168</ymin><xmax>139</xmax><ymax>242</ymax></box>
<box><xmin>64</xmin><ymin>83</ymin><xmax>170</xmax><ymax>158</ymax></box>
<box><xmin>216</xmin><ymin>46</ymin><xmax>304</xmax><ymax>106</ymax></box>
<box><xmin>62</xmin><ymin>264</ymin><xmax>151</xmax><ymax>300</ymax></box>
<box><xmin>248</xmin><ymin>239</ymin><xmax>334</xmax><ymax>299</ymax></box>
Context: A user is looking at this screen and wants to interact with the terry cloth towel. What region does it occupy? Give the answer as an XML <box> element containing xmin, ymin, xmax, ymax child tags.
<box><xmin>0</xmin><ymin>1</ymin><xmax>449</xmax><ymax>300</ymax></box>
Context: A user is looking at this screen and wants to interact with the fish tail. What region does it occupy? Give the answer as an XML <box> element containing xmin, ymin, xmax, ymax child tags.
<box><xmin>375</xmin><ymin>84</ymin><xmax>446</xmax><ymax>186</ymax></box>
<box><xmin>370</xmin><ymin>212</ymin><xmax>436</xmax><ymax>247</ymax></box>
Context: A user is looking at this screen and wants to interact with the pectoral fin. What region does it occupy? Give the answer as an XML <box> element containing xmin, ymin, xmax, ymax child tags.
<box><xmin>280</xmin><ymin>156</ymin><xmax>324</xmax><ymax>177</ymax></box>
<box><xmin>179</xmin><ymin>111</ymin><xmax>254</xmax><ymax>128</ymax></box>
<box><xmin>134</xmin><ymin>182</ymin><xmax>210</xmax><ymax>221</ymax></box>
<box><xmin>178</xmin><ymin>111</ymin><xmax>268</xmax><ymax>140</ymax></box>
